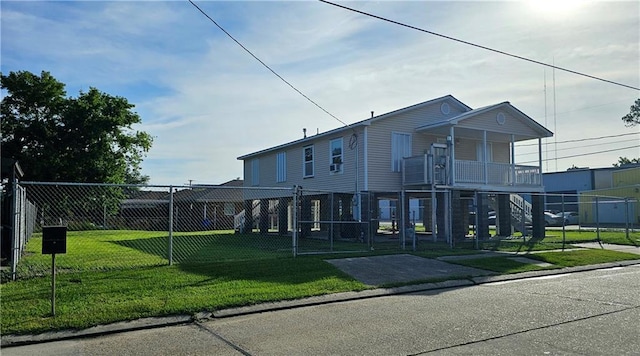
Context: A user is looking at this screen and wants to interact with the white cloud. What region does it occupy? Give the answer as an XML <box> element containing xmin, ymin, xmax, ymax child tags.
<box><xmin>2</xmin><ymin>0</ymin><xmax>638</xmax><ymax>184</ymax></box>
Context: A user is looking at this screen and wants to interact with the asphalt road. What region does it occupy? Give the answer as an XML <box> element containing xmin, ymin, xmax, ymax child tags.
<box><xmin>4</xmin><ymin>265</ymin><xmax>639</xmax><ymax>355</ymax></box>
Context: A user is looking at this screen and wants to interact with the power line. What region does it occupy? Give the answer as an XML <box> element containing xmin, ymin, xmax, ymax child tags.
<box><xmin>519</xmin><ymin>144</ymin><xmax>640</xmax><ymax>164</ymax></box>
<box><xmin>517</xmin><ymin>132</ymin><xmax>640</xmax><ymax>147</ymax></box>
<box><xmin>319</xmin><ymin>0</ymin><xmax>640</xmax><ymax>91</ymax></box>
<box><xmin>534</xmin><ymin>97</ymin><xmax>637</xmax><ymax>120</ymax></box>
<box><xmin>188</xmin><ymin>0</ymin><xmax>350</xmax><ymax>128</ymax></box>
<box><xmin>516</xmin><ymin>138</ymin><xmax>640</xmax><ymax>156</ymax></box>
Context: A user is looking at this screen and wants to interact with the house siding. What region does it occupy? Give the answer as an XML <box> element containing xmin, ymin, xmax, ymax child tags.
<box><xmin>241</xmin><ymin>97</ymin><xmax>549</xmax><ymax>193</ymax></box>
<box><xmin>457</xmin><ymin>108</ymin><xmax>542</xmax><ymax>139</ymax></box>
<box><xmin>366</xmin><ymin>100</ymin><xmax>467</xmax><ymax>191</ymax></box>
<box><xmin>246</xmin><ymin>130</ymin><xmax>364</xmax><ymax>192</ymax></box>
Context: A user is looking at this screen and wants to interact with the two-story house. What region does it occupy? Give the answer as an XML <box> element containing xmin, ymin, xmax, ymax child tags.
<box><xmin>237</xmin><ymin>95</ymin><xmax>553</xmax><ymax>242</ymax></box>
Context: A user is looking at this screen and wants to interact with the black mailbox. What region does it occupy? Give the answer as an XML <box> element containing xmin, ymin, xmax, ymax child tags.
<box><xmin>42</xmin><ymin>226</ymin><xmax>67</xmax><ymax>254</ymax></box>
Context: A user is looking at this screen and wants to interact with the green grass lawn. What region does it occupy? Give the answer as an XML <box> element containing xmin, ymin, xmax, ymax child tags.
<box><xmin>450</xmin><ymin>248</ymin><xmax>639</xmax><ymax>274</ymax></box>
<box><xmin>0</xmin><ymin>257</ymin><xmax>369</xmax><ymax>335</ymax></box>
<box><xmin>2</xmin><ymin>228</ymin><xmax>638</xmax><ymax>336</ymax></box>
<box><xmin>542</xmin><ymin>229</ymin><xmax>640</xmax><ymax>245</ymax></box>
<box><xmin>450</xmin><ymin>256</ymin><xmax>560</xmax><ymax>274</ymax></box>
<box><xmin>527</xmin><ymin>249</ymin><xmax>640</xmax><ymax>267</ymax></box>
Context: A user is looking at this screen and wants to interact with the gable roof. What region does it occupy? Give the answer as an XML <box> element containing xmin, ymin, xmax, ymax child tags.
<box><xmin>237</xmin><ymin>95</ymin><xmax>470</xmax><ymax>160</ymax></box>
<box><xmin>415</xmin><ymin>101</ymin><xmax>553</xmax><ymax>140</ymax></box>
<box><xmin>173</xmin><ymin>179</ymin><xmax>245</xmax><ymax>202</ymax></box>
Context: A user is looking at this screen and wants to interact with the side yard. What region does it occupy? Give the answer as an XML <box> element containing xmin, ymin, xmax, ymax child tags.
<box><xmin>1</xmin><ymin>229</ymin><xmax>639</xmax><ymax>336</ymax></box>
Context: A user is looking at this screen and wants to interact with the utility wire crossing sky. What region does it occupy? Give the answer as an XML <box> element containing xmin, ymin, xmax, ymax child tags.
<box><xmin>2</xmin><ymin>1</ymin><xmax>638</xmax><ymax>185</ymax></box>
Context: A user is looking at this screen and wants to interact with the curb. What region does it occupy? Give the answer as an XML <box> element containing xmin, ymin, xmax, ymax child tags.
<box><xmin>2</xmin><ymin>259</ymin><xmax>639</xmax><ymax>348</ymax></box>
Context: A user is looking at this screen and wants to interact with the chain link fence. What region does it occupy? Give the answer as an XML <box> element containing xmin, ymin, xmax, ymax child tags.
<box><xmin>2</xmin><ymin>182</ymin><xmax>638</xmax><ymax>281</ymax></box>
<box><xmin>3</xmin><ymin>182</ymin><xmax>298</xmax><ymax>281</ymax></box>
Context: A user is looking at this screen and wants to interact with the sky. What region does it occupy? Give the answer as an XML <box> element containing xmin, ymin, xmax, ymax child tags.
<box><xmin>1</xmin><ymin>0</ymin><xmax>639</xmax><ymax>186</ymax></box>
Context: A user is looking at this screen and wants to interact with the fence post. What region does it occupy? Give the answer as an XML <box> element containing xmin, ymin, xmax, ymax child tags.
<box><xmin>168</xmin><ymin>186</ymin><xmax>174</xmax><ymax>265</ymax></box>
<box><xmin>595</xmin><ymin>196</ymin><xmax>600</xmax><ymax>242</ymax></box>
<box><xmin>292</xmin><ymin>186</ymin><xmax>299</xmax><ymax>257</ymax></box>
<box><xmin>561</xmin><ymin>194</ymin><xmax>566</xmax><ymax>250</ymax></box>
<box><xmin>625</xmin><ymin>197</ymin><xmax>630</xmax><ymax>240</ymax></box>
<box><xmin>400</xmin><ymin>190</ymin><xmax>406</xmax><ymax>250</ymax></box>
<box><xmin>10</xmin><ymin>179</ymin><xmax>19</xmax><ymax>281</ymax></box>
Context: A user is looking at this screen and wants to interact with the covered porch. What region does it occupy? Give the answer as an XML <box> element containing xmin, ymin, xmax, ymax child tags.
<box><xmin>403</xmin><ymin>104</ymin><xmax>551</xmax><ymax>190</ymax></box>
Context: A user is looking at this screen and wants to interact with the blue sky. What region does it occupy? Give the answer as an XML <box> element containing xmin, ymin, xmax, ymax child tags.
<box><xmin>2</xmin><ymin>1</ymin><xmax>639</xmax><ymax>185</ymax></box>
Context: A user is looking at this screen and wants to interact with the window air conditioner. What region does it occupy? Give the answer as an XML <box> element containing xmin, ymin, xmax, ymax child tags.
<box><xmin>330</xmin><ymin>163</ymin><xmax>341</xmax><ymax>172</ymax></box>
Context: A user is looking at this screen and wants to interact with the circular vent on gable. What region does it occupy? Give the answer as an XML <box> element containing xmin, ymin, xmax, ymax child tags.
<box><xmin>496</xmin><ymin>112</ymin><xmax>506</xmax><ymax>125</ymax></box>
<box><xmin>440</xmin><ymin>102</ymin><xmax>451</xmax><ymax>115</ymax></box>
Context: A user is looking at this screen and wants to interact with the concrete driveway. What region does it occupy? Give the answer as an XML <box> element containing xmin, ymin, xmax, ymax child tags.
<box><xmin>326</xmin><ymin>254</ymin><xmax>495</xmax><ymax>286</ymax></box>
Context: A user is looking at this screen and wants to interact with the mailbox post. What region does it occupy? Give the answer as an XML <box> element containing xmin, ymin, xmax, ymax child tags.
<box><xmin>42</xmin><ymin>226</ymin><xmax>67</xmax><ymax>316</ymax></box>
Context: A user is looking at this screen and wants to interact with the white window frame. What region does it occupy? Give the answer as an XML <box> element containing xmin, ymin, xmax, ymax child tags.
<box><xmin>303</xmin><ymin>145</ymin><xmax>314</xmax><ymax>178</ymax></box>
<box><xmin>329</xmin><ymin>138</ymin><xmax>343</xmax><ymax>174</ymax></box>
<box><xmin>276</xmin><ymin>152</ymin><xmax>286</xmax><ymax>183</ymax></box>
<box><xmin>251</xmin><ymin>158</ymin><xmax>259</xmax><ymax>186</ymax></box>
<box><xmin>391</xmin><ymin>132</ymin><xmax>412</xmax><ymax>172</ymax></box>
<box><xmin>224</xmin><ymin>202</ymin><xmax>235</xmax><ymax>216</ymax></box>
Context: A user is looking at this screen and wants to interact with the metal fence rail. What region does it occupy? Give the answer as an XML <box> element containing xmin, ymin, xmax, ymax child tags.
<box><xmin>3</xmin><ymin>182</ymin><xmax>638</xmax><ymax>281</ymax></box>
<box><xmin>5</xmin><ymin>182</ymin><xmax>297</xmax><ymax>280</ymax></box>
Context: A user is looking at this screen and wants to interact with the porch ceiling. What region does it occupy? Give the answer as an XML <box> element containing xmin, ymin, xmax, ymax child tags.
<box><xmin>416</xmin><ymin>125</ymin><xmax>540</xmax><ymax>143</ymax></box>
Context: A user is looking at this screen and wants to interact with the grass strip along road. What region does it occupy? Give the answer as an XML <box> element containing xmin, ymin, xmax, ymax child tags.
<box><xmin>1</xmin><ymin>229</ymin><xmax>638</xmax><ymax>335</ymax></box>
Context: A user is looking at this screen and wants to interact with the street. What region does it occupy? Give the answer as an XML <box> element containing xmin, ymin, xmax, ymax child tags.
<box><xmin>4</xmin><ymin>265</ymin><xmax>639</xmax><ymax>355</ymax></box>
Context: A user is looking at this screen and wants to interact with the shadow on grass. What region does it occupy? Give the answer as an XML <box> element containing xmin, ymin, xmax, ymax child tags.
<box><xmin>112</xmin><ymin>233</ymin><xmax>293</xmax><ymax>264</ymax></box>
<box><xmin>110</xmin><ymin>233</ymin><xmax>369</xmax><ymax>285</ymax></box>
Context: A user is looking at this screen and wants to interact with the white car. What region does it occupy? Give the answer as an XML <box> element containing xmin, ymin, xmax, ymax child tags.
<box><xmin>544</xmin><ymin>212</ymin><xmax>564</xmax><ymax>226</ymax></box>
<box><xmin>561</xmin><ymin>211</ymin><xmax>579</xmax><ymax>225</ymax></box>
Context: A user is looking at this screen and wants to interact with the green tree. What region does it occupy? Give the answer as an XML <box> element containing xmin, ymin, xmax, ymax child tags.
<box><xmin>621</xmin><ymin>98</ymin><xmax>640</xmax><ymax>127</ymax></box>
<box><xmin>613</xmin><ymin>157</ymin><xmax>640</xmax><ymax>167</ymax></box>
<box><xmin>1</xmin><ymin>70</ymin><xmax>153</xmax><ymax>183</ymax></box>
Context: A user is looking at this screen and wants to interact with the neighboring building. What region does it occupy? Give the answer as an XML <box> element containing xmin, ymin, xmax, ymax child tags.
<box><xmin>577</xmin><ymin>167</ymin><xmax>640</xmax><ymax>226</ymax></box>
<box><xmin>119</xmin><ymin>190</ymin><xmax>170</xmax><ymax>231</ymax></box>
<box><xmin>172</xmin><ymin>179</ymin><xmax>245</xmax><ymax>231</ymax></box>
<box><xmin>237</xmin><ymin>95</ymin><xmax>553</xmax><ymax>241</ymax></box>
<box><xmin>118</xmin><ymin>179</ymin><xmax>245</xmax><ymax>231</ymax></box>
<box><xmin>543</xmin><ymin>164</ymin><xmax>640</xmax><ymax>220</ymax></box>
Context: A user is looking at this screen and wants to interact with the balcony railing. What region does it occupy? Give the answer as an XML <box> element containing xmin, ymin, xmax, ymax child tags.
<box><xmin>403</xmin><ymin>156</ymin><xmax>541</xmax><ymax>187</ymax></box>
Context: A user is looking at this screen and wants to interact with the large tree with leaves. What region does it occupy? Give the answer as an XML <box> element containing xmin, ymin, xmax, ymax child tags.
<box><xmin>621</xmin><ymin>98</ymin><xmax>640</xmax><ymax>127</ymax></box>
<box><xmin>1</xmin><ymin>70</ymin><xmax>153</xmax><ymax>183</ymax></box>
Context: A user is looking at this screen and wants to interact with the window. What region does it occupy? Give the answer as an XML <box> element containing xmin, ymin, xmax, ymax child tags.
<box><xmin>303</xmin><ymin>145</ymin><xmax>314</xmax><ymax>178</ymax></box>
<box><xmin>251</xmin><ymin>158</ymin><xmax>259</xmax><ymax>186</ymax></box>
<box><xmin>329</xmin><ymin>138</ymin><xmax>343</xmax><ymax>173</ymax></box>
<box><xmin>224</xmin><ymin>202</ymin><xmax>235</xmax><ymax>216</ymax></box>
<box><xmin>476</xmin><ymin>142</ymin><xmax>493</xmax><ymax>162</ymax></box>
<box><xmin>276</xmin><ymin>152</ymin><xmax>286</xmax><ymax>182</ymax></box>
<box><xmin>391</xmin><ymin>132</ymin><xmax>411</xmax><ymax>172</ymax></box>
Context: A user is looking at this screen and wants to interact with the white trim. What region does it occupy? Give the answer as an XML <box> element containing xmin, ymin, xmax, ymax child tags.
<box><xmin>251</xmin><ymin>159</ymin><xmax>259</xmax><ymax>186</ymax></box>
<box><xmin>303</xmin><ymin>145</ymin><xmax>314</xmax><ymax>178</ymax></box>
<box><xmin>329</xmin><ymin>137</ymin><xmax>343</xmax><ymax>175</ymax></box>
<box><xmin>391</xmin><ymin>131</ymin><xmax>412</xmax><ymax>172</ymax></box>
<box><xmin>363</xmin><ymin>126</ymin><xmax>369</xmax><ymax>191</ymax></box>
<box><xmin>276</xmin><ymin>152</ymin><xmax>286</xmax><ymax>183</ymax></box>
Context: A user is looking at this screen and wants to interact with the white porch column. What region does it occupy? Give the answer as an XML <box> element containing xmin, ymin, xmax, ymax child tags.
<box><xmin>538</xmin><ymin>138</ymin><xmax>543</xmax><ymax>184</ymax></box>
<box><xmin>510</xmin><ymin>134</ymin><xmax>515</xmax><ymax>185</ymax></box>
<box><xmin>483</xmin><ymin>130</ymin><xmax>488</xmax><ymax>185</ymax></box>
<box><xmin>449</xmin><ymin>126</ymin><xmax>455</xmax><ymax>185</ymax></box>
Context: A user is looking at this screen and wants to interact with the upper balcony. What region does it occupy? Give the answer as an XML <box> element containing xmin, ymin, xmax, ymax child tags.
<box><xmin>403</xmin><ymin>155</ymin><xmax>542</xmax><ymax>189</ymax></box>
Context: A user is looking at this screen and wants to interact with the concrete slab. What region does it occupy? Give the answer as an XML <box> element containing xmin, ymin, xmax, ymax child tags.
<box><xmin>574</xmin><ymin>242</ymin><xmax>640</xmax><ymax>255</ymax></box>
<box><xmin>326</xmin><ymin>254</ymin><xmax>495</xmax><ymax>286</ymax></box>
<box><xmin>508</xmin><ymin>256</ymin><xmax>554</xmax><ymax>267</ymax></box>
